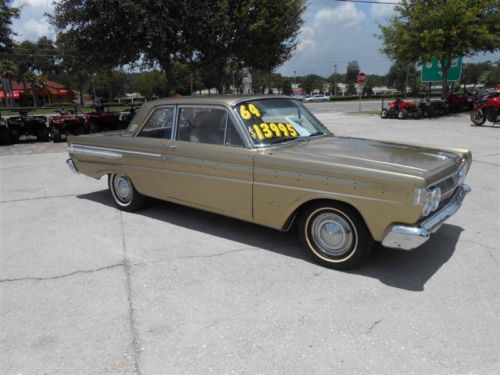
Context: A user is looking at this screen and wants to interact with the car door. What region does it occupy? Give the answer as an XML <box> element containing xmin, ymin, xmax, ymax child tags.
<box><xmin>167</xmin><ymin>105</ymin><xmax>254</xmax><ymax>222</ymax></box>
<box><xmin>122</xmin><ymin>105</ymin><xmax>177</xmax><ymax>200</ymax></box>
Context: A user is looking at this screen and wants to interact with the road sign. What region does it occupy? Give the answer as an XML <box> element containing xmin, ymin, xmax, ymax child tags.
<box><xmin>357</xmin><ymin>72</ymin><xmax>367</xmax><ymax>84</ymax></box>
<box><xmin>421</xmin><ymin>56</ymin><xmax>462</xmax><ymax>82</ymax></box>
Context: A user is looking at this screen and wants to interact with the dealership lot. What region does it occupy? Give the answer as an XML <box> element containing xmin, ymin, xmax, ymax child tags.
<box><xmin>1</xmin><ymin>104</ymin><xmax>499</xmax><ymax>374</ymax></box>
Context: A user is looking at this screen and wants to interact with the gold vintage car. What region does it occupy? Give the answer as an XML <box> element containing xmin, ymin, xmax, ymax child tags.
<box><xmin>66</xmin><ymin>96</ymin><xmax>471</xmax><ymax>269</ymax></box>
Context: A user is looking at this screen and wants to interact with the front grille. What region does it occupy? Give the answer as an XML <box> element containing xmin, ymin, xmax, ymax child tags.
<box><xmin>431</xmin><ymin>160</ymin><xmax>466</xmax><ymax>201</ymax></box>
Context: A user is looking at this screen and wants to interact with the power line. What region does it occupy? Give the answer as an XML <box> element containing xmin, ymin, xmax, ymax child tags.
<box><xmin>334</xmin><ymin>0</ymin><xmax>399</xmax><ymax>4</ymax></box>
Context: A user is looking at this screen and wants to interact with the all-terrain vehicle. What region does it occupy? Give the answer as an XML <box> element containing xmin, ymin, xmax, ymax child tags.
<box><xmin>381</xmin><ymin>98</ymin><xmax>421</xmax><ymax>119</ymax></box>
<box><xmin>49</xmin><ymin>109</ymin><xmax>88</xmax><ymax>142</ymax></box>
<box><xmin>417</xmin><ymin>97</ymin><xmax>450</xmax><ymax>118</ymax></box>
<box><xmin>470</xmin><ymin>90</ymin><xmax>500</xmax><ymax>126</ymax></box>
<box><xmin>84</xmin><ymin>110</ymin><xmax>124</xmax><ymax>133</ymax></box>
<box><xmin>3</xmin><ymin>109</ymin><xmax>49</xmax><ymax>143</ymax></box>
<box><xmin>118</xmin><ymin>106</ymin><xmax>137</xmax><ymax>127</ymax></box>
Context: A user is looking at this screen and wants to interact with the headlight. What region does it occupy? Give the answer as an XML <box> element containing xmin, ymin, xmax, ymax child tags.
<box><xmin>414</xmin><ymin>186</ymin><xmax>441</xmax><ymax>216</ymax></box>
<box><xmin>430</xmin><ymin>187</ymin><xmax>441</xmax><ymax>211</ymax></box>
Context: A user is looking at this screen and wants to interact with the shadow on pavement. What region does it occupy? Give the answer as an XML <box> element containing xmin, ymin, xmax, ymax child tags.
<box><xmin>78</xmin><ymin>189</ymin><xmax>464</xmax><ymax>292</ymax></box>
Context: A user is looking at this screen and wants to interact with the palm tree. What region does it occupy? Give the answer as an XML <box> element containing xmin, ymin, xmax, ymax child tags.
<box><xmin>0</xmin><ymin>60</ymin><xmax>19</xmax><ymax>107</ymax></box>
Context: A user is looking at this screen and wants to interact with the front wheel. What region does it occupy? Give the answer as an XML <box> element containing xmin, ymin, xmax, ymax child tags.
<box><xmin>298</xmin><ymin>202</ymin><xmax>373</xmax><ymax>270</ymax></box>
<box><xmin>38</xmin><ymin>126</ymin><xmax>50</xmax><ymax>142</ymax></box>
<box><xmin>380</xmin><ymin>109</ymin><xmax>388</xmax><ymax>119</ymax></box>
<box><xmin>108</xmin><ymin>174</ymin><xmax>147</xmax><ymax>212</ymax></box>
<box><xmin>470</xmin><ymin>109</ymin><xmax>486</xmax><ymax>126</ymax></box>
<box><xmin>397</xmin><ymin>109</ymin><xmax>407</xmax><ymax>120</ymax></box>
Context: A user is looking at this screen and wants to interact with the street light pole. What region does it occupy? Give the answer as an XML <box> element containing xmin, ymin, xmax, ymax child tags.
<box><xmin>334</xmin><ymin>64</ymin><xmax>337</xmax><ymax>97</ymax></box>
<box><xmin>293</xmin><ymin>70</ymin><xmax>296</xmax><ymax>84</ymax></box>
<box><xmin>92</xmin><ymin>73</ymin><xmax>96</xmax><ymax>103</ymax></box>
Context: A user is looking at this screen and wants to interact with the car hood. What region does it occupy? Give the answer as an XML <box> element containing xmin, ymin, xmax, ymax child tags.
<box><xmin>263</xmin><ymin>136</ymin><xmax>463</xmax><ymax>179</ymax></box>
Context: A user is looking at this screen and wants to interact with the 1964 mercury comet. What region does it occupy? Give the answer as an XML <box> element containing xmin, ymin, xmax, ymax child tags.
<box><xmin>66</xmin><ymin>96</ymin><xmax>471</xmax><ymax>269</ymax></box>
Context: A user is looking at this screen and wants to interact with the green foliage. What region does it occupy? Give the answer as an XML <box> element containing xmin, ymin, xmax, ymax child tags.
<box><xmin>0</xmin><ymin>59</ymin><xmax>18</xmax><ymax>78</ymax></box>
<box><xmin>130</xmin><ymin>71</ymin><xmax>167</xmax><ymax>99</ymax></box>
<box><xmin>479</xmin><ymin>61</ymin><xmax>500</xmax><ymax>86</ymax></box>
<box><xmin>51</xmin><ymin>0</ymin><xmax>305</xmax><ymax>94</ymax></box>
<box><xmin>93</xmin><ymin>70</ymin><xmax>129</xmax><ymax>101</ymax></box>
<box><xmin>346</xmin><ymin>61</ymin><xmax>360</xmax><ymax>83</ymax></box>
<box><xmin>386</xmin><ymin>62</ymin><xmax>420</xmax><ymax>96</ymax></box>
<box><xmin>0</xmin><ymin>1</ymin><xmax>19</xmax><ymax>54</ymax></box>
<box><xmin>461</xmin><ymin>60</ymin><xmax>497</xmax><ymax>86</ymax></box>
<box><xmin>301</xmin><ymin>74</ymin><xmax>325</xmax><ymax>94</ymax></box>
<box><xmin>379</xmin><ymin>0</ymin><xmax>500</xmax><ymax>93</ymax></box>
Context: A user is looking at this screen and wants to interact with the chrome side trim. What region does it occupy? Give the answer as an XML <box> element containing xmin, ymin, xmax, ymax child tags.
<box><xmin>66</xmin><ymin>158</ymin><xmax>79</xmax><ymax>174</ymax></box>
<box><xmin>382</xmin><ymin>184</ymin><xmax>471</xmax><ymax>250</ymax></box>
<box><xmin>69</xmin><ymin>144</ymin><xmax>161</xmax><ymax>158</ymax></box>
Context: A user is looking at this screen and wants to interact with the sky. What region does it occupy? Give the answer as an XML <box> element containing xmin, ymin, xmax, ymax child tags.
<box><xmin>9</xmin><ymin>0</ymin><xmax>499</xmax><ymax>78</ymax></box>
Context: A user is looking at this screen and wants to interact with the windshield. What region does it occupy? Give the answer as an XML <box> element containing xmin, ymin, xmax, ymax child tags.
<box><xmin>233</xmin><ymin>98</ymin><xmax>331</xmax><ymax>147</ymax></box>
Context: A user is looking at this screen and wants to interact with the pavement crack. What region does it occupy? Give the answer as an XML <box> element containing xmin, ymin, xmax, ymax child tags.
<box><xmin>142</xmin><ymin>247</ymin><xmax>261</xmax><ymax>266</ymax></box>
<box><xmin>0</xmin><ymin>193</ymin><xmax>77</xmax><ymax>204</ymax></box>
<box><xmin>0</xmin><ymin>263</ymin><xmax>124</xmax><ymax>284</ymax></box>
<box><xmin>366</xmin><ymin>319</ymin><xmax>384</xmax><ymax>334</ymax></box>
<box><xmin>120</xmin><ymin>211</ymin><xmax>142</xmax><ymax>375</ymax></box>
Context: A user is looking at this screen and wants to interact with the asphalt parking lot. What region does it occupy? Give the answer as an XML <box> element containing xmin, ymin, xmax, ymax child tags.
<box><xmin>1</xmin><ymin>103</ymin><xmax>499</xmax><ymax>374</ymax></box>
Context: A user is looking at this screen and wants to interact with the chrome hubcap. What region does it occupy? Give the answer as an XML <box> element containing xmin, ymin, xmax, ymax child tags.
<box><xmin>114</xmin><ymin>175</ymin><xmax>132</xmax><ymax>203</ymax></box>
<box><xmin>311</xmin><ymin>212</ymin><xmax>353</xmax><ymax>257</ymax></box>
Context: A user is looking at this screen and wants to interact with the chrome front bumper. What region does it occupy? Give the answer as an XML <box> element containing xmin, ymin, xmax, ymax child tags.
<box><xmin>381</xmin><ymin>184</ymin><xmax>471</xmax><ymax>250</ymax></box>
<box><xmin>66</xmin><ymin>158</ymin><xmax>79</xmax><ymax>174</ymax></box>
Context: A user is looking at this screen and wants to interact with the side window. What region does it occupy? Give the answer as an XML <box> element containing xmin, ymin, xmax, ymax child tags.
<box><xmin>225</xmin><ymin>117</ymin><xmax>244</xmax><ymax>147</ymax></box>
<box><xmin>137</xmin><ymin>107</ymin><xmax>173</xmax><ymax>139</ymax></box>
<box><xmin>176</xmin><ymin>107</ymin><xmax>226</xmax><ymax>145</ymax></box>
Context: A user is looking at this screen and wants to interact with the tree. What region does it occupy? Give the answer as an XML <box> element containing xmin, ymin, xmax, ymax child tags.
<box><xmin>461</xmin><ymin>61</ymin><xmax>495</xmax><ymax>86</ymax></box>
<box><xmin>0</xmin><ymin>1</ymin><xmax>19</xmax><ymax>54</ymax></box>
<box><xmin>346</xmin><ymin>61</ymin><xmax>360</xmax><ymax>83</ymax></box>
<box><xmin>479</xmin><ymin>60</ymin><xmax>500</xmax><ymax>86</ymax></box>
<box><xmin>131</xmin><ymin>71</ymin><xmax>167</xmax><ymax>99</ymax></box>
<box><xmin>386</xmin><ymin>62</ymin><xmax>419</xmax><ymax>96</ymax></box>
<box><xmin>0</xmin><ymin>59</ymin><xmax>18</xmax><ymax>106</ymax></box>
<box><xmin>379</xmin><ymin>0</ymin><xmax>500</xmax><ymax>94</ymax></box>
<box><xmin>52</xmin><ymin>0</ymin><xmax>305</xmax><ymax>96</ymax></box>
<box><xmin>301</xmin><ymin>74</ymin><xmax>325</xmax><ymax>94</ymax></box>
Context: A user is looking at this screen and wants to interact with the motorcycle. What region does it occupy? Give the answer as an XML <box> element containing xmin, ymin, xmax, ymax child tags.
<box><xmin>470</xmin><ymin>90</ymin><xmax>500</xmax><ymax>126</ymax></box>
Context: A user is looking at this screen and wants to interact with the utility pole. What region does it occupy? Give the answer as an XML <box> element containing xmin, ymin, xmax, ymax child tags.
<box><xmin>293</xmin><ymin>70</ymin><xmax>296</xmax><ymax>84</ymax></box>
<box><xmin>190</xmin><ymin>72</ymin><xmax>193</xmax><ymax>95</ymax></box>
<box><xmin>334</xmin><ymin>64</ymin><xmax>337</xmax><ymax>97</ymax></box>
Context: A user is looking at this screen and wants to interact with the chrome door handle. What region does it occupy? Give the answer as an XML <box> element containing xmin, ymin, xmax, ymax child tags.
<box><xmin>161</xmin><ymin>144</ymin><xmax>176</xmax><ymax>152</ymax></box>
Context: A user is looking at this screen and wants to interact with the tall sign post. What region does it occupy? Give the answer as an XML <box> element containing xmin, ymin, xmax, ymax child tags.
<box><xmin>357</xmin><ymin>72</ymin><xmax>367</xmax><ymax>112</ymax></box>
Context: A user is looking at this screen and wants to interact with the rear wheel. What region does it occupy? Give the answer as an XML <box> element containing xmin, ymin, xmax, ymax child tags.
<box><xmin>470</xmin><ymin>109</ymin><xmax>486</xmax><ymax>126</ymax></box>
<box><xmin>89</xmin><ymin>122</ymin><xmax>99</xmax><ymax>133</ymax></box>
<box><xmin>397</xmin><ymin>109</ymin><xmax>407</xmax><ymax>119</ymax></box>
<box><xmin>298</xmin><ymin>202</ymin><xmax>373</xmax><ymax>270</ymax></box>
<box><xmin>412</xmin><ymin>110</ymin><xmax>421</xmax><ymax>119</ymax></box>
<box><xmin>51</xmin><ymin>126</ymin><xmax>62</xmax><ymax>142</ymax></box>
<box><xmin>0</xmin><ymin>127</ymin><xmax>13</xmax><ymax>145</ymax></box>
<box><xmin>38</xmin><ymin>126</ymin><xmax>50</xmax><ymax>142</ymax></box>
<box><xmin>108</xmin><ymin>174</ymin><xmax>147</xmax><ymax>212</ymax></box>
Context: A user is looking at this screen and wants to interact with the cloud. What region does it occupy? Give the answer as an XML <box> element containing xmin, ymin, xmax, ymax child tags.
<box><xmin>315</xmin><ymin>3</ymin><xmax>366</xmax><ymax>29</ymax></box>
<box><xmin>11</xmin><ymin>0</ymin><xmax>55</xmax><ymax>41</ymax></box>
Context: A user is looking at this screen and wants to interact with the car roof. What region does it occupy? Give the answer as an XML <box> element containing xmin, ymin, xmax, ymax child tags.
<box><xmin>128</xmin><ymin>95</ymin><xmax>296</xmax><ymax>131</ymax></box>
<box><xmin>143</xmin><ymin>94</ymin><xmax>292</xmax><ymax>107</ymax></box>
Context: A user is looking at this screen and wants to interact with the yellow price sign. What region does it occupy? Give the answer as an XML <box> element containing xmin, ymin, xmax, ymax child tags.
<box><xmin>239</xmin><ymin>103</ymin><xmax>262</xmax><ymax>120</ymax></box>
<box><xmin>247</xmin><ymin>122</ymin><xmax>298</xmax><ymax>140</ymax></box>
